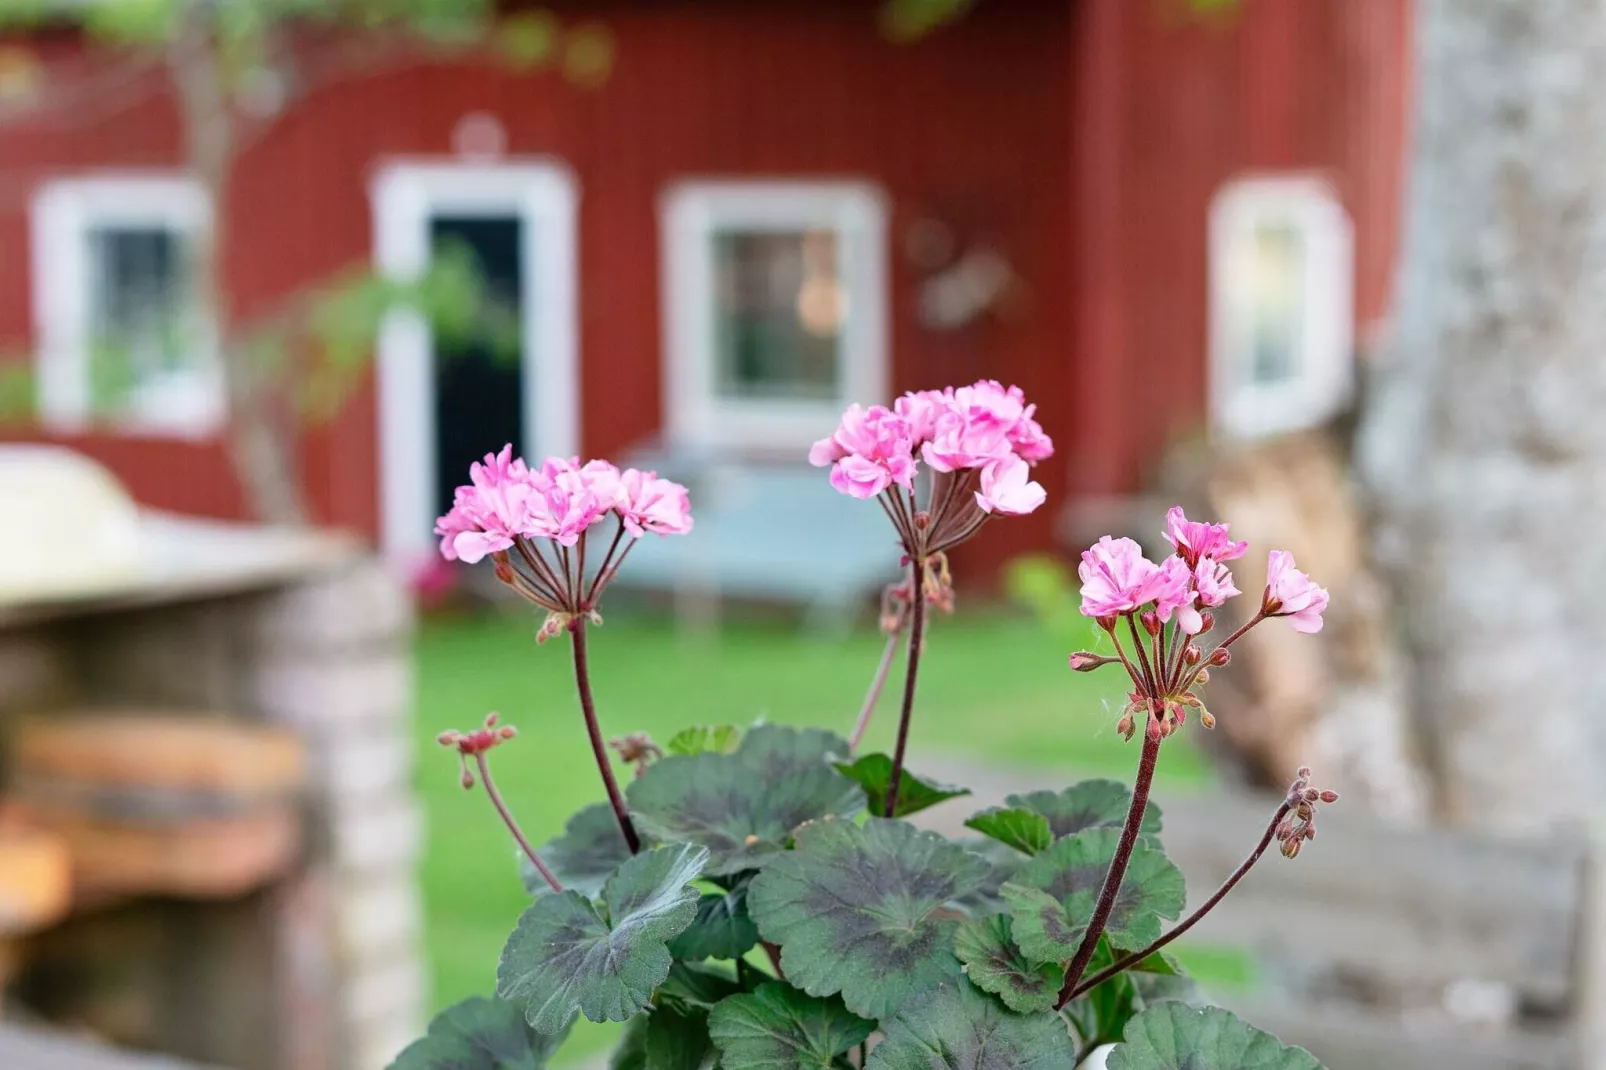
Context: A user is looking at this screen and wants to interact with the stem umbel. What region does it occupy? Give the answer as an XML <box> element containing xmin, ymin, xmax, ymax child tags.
<box><xmin>883</xmin><ymin>558</ymin><xmax>927</xmax><ymax>817</ymax></box>
<box><xmin>569</xmin><ymin>619</ymin><xmax>642</xmax><ymax>853</ymax></box>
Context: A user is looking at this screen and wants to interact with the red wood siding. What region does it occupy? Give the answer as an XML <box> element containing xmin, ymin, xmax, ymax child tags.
<box><xmin>0</xmin><ymin>0</ymin><xmax>1411</xmax><ymax>570</ymax></box>
<box><xmin>1068</xmin><ymin>0</ymin><xmax>1411</xmax><ymax>498</ymax></box>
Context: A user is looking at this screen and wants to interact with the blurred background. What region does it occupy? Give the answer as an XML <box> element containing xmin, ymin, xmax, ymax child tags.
<box><xmin>0</xmin><ymin>0</ymin><xmax>1593</xmax><ymax>1068</ymax></box>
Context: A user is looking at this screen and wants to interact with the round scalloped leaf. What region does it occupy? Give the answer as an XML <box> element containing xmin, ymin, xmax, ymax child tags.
<box><xmin>963</xmin><ymin>807</ymin><xmax>1055</xmax><ymax>856</ymax></box>
<box><xmin>737</xmin><ymin>724</ymin><xmax>850</xmax><ymax>779</ymax></box>
<box><xmin>952</xmin><ymin>913</ymin><xmax>1064</xmax><ymax>1014</ymax></box>
<box><xmin>522</xmin><ymin>803</ymin><xmax>640</xmax><ymax>898</ymax></box>
<box><xmin>390</xmin><ymin>996</ymin><xmax>572</xmax><ymax>1069</ymax></box>
<box><xmin>747</xmin><ymin>817</ymin><xmax>991</xmax><ymax>1020</ymax></box>
<box><xmin>1108</xmin><ymin>1004</ymin><xmax>1323</xmax><ymax>1070</ymax></box>
<box><xmin>628</xmin><ymin>750</ymin><xmax>864</xmax><ymax>877</ymax></box>
<box><xmin>1001</xmin><ymin>828</ymin><xmax>1184</xmax><ymax>959</ymax></box>
<box><xmin>669</xmin><ymin>881</ymin><xmax>760</xmax><ymax>961</ymax></box>
<box><xmin>832</xmin><ymin>753</ymin><xmax>971</xmax><ymax>817</ymax></box>
<box><xmin>1005</xmin><ymin>781</ymin><xmax>1163</xmax><ymax>840</ymax></box>
<box><xmin>707</xmin><ymin>982</ymin><xmax>874</xmax><ymax>1070</ymax></box>
<box><xmin>498</xmin><ymin>844</ymin><xmax>708</xmax><ymax>1032</ymax></box>
<box><xmin>864</xmin><ymin>977</ymin><xmax>1079</xmax><ymax>1070</ymax></box>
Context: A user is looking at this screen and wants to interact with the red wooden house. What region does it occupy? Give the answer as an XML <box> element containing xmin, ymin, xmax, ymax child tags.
<box><xmin>0</xmin><ymin>0</ymin><xmax>1410</xmax><ymax>578</ymax></box>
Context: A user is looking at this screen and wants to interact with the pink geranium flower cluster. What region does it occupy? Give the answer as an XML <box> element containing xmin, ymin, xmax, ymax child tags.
<box><xmin>810</xmin><ymin>380</ymin><xmax>1051</xmax><ymax>516</ymax></box>
<box><xmin>435</xmin><ymin>446</ymin><xmax>691</xmax><ymax>630</ymax></box>
<box><xmin>1070</xmin><ymin>507</ymin><xmax>1328</xmax><ymax>742</ymax></box>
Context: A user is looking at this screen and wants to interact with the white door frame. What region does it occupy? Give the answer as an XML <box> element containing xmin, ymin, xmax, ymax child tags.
<box><xmin>370</xmin><ymin>159</ymin><xmax>579</xmax><ymax>563</ymax></box>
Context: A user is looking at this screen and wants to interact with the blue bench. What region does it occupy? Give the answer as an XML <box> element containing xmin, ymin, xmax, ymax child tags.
<box><xmin>614</xmin><ymin>459</ymin><xmax>901</xmax><ymax>632</ymax></box>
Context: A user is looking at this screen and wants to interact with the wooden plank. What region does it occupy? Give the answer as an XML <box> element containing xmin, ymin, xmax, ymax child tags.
<box><xmin>0</xmin><ymin>1025</ymin><xmax>217</xmax><ymax>1069</ymax></box>
<box><xmin>914</xmin><ymin>757</ymin><xmax>1585</xmax><ymax>1004</ymax></box>
<box><xmin>1219</xmin><ymin>998</ymin><xmax>1573</xmax><ymax>1070</ymax></box>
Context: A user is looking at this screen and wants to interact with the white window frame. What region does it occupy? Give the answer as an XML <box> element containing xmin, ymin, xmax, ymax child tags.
<box><xmin>661</xmin><ymin>180</ymin><xmax>889</xmax><ymax>451</ymax></box>
<box><xmin>30</xmin><ymin>173</ymin><xmax>221</xmax><ymax>438</ymax></box>
<box><xmin>1208</xmin><ymin>175</ymin><xmax>1355</xmax><ymax>439</ymax></box>
<box><xmin>370</xmin><ymin>159</ymin><xmax>580</xmax><ymax>564</ymax></box>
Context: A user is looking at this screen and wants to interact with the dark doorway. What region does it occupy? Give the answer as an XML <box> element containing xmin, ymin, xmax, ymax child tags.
<box><xmin>431</xmin><ymin>214</ymin><xmax>524</xmax><ymax>514</ymax></box>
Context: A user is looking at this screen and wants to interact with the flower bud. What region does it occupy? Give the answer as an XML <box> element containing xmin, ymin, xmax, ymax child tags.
<box><xmin>1194</xmin><ymin>669</ymin><xmax>1210</xmax><ymax>684</ymax></box>
<box><xmin>1140</xmin><ymin>611</ymin><xmax>1161</xmax><ymax>637</ymax></box>
<box><xmin>1096</xmin><ymin>614</ymin><xmax>1118</xmax><ymax>633</ymax></box>
<box><xmin>1199</xmin><ymin>709</ymin><xmax>1217</xmax><ymax>730</ymax></box>
<box><xmin>484</xmin><ymin>712</ymin><xmax>500</xmax><ymax>728</ymax></box>
<box><xmin>1297</xmin><ymin>765</ymin><xmax>1313</xmax><ymax>780</ymax></box>
<box><xmin>1209</xmin><ymin>648</ymin><xmax>1232</xmax><ymax>667</ymax></box>
<box><xmin>1183</xmin><ymin>645</ymin><xmax>1202</xmax><ymax>666</ymax></box>
<box><xmin>1146</xmin><ymin>715</ymin><xmax>1163</xmax><ymax>743</ymax></box>
<box><xmin>1196</xmin><ymin>613</ymin><xmax>1215</xmax><ymax>635</ymax></box>
<box><xmin>1117</xmin><ymin>713</ymin><xmax>1135</xmax><ymax>741</ymax></box>
<box><xmin>436</xmin><ymin>730</ymin><xmax>461</xmax><ymax>748</ymax></box>
<box><xmin>1319</xmin><ymin>790</ymin><xmax>1339</xmax><ymax>804</ymax></box>
<box><xmin>1280</xmin><ymin>838</ymin><xmax>1301</xmax><ymax>859</ymax></box>
<box><xmin>498</xmin><ymin>726</ymin><xmax>518</xmax><ymax>740</ymax></box>
<box><xmin>460</xmin><ymin>766</ymin><xmax>476</xmax><ymax>791</ymax></box>
<box><xmin>1069</xmin><ymin>652</ymin><xmax>1106</xmax><ymax>672</ymax></box>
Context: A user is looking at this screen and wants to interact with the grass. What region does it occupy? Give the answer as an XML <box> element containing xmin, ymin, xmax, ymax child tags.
<box><xmin>411</xmin><ymin>605</ymin><xmax>1230</xmax><ymax>1062</ymax></box>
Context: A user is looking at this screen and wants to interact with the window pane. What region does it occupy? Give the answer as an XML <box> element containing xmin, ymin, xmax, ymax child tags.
<box><xmin>87</xmin><ymin>225</ymin><xmax>198</xmax><ymax>405</ymax></box>
<box><xmin>1245</xmin><ymin>221</ymin><xmax>1305</xmax><ymax>386</ymax></box>
<box><xmin>712</xmin><ymin>228</ymin><xmax>843</xmax><ymax>401</ymax></box>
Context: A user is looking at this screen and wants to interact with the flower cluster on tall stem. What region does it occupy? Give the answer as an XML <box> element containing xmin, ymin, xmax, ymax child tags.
<box><xmin>812</xmin><ymin>381</ymin><xmax>1053</xmax><ymax>815</ymax></box>
<box><xmin>435</xmin><ymin>446</ymin><xmax>694</xmax><ymax>855</ymax></box>
<box><xmin>1056</xmin><ymin>507</ymin><xmax>1330</xmax><ymax>1003</ymax></box>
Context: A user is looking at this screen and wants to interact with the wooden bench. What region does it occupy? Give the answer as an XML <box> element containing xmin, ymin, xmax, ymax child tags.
<box><xmin>0</xmin><ymin>1025</ymin><xmax>214</xmax><ymax>1069</ymax></box>
<box><xmin>917</xmin><ymin>756</ymin><xmax>1606</xmax><ymax>1070</ymax></box>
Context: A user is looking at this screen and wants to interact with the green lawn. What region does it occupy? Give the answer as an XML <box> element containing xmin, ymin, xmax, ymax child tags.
<box><xmin>411</xmin><ymin>606</ymin><xmax>1222</xmax><ymax>1062</ymax></box>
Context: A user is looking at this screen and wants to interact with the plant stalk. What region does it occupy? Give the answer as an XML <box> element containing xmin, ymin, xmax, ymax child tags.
<box><xmin>848</xmin><ymin>630</ymin><xmax>901</xmax><ymax>754</ymax></box>
<box><xmin>1070</xmin><ymin>799</ymin><xmax>1292</xmax><ymax>999</ymax></box>
<box><xmin>569</xmin><ymin>619</ymin><xmax>642</xmax><ymax>853</ymax></box>
<box><xmin>883</xmin><ymin>558</ymin><xmax>927</xmax><ymax>817</ymax></box>
<box><xmin>474</xmin><ymin>752</ymin><xmax>562</xmax><ymax>893</ymax></box>
<box><xmin>1056</xmin><ymin>731</ymin><xmax>1162</xmax><ymax>1005</ymax></box>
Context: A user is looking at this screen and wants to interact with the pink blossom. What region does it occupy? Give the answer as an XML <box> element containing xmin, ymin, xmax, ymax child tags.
<box><xmin>444</xmin><ymin>481</ymin><xmax>539</xmax><ymax>563</ymax></box>
<box><xmin>895</xmin><ymin>389</ymin><xmax>950</xmax><ymax>442</ymax></box>
<box><xmin>950</xmin><ymin>381</ymin><xmax>1055</xmax><ymax>464</ymax></box>
<box><xmin>974</xmin><ymin>455</ymin><xmax>1046</xmax><ymax>516</ymax></box>
<box><xmin>1010</xmin><ymin>407</ymin><xmax>1054</xmax><ymax>463</ymax></box>
<box><xmin>1193</xmin><ymin>557</ymin><xmax>1240</xmax><ymax>608</ymax></box>
<box><xmin>808</xmin><ymin>436</ymin><xmax>846</xmax><ymax>467</ymax></box>
<box><xmin>617</xmin><ymin>469</ymin><xmax>694</xmax><ymax>536</ymax></box>
<box><xmin>1079</xmin><ymin>537</ymin><xmax>1181</xmax><ymax>618</ymax></box>
<box><xmin>1264</xmin><ymin>550</ymin><xmax>1329</xmax><ymax>634</ymax></box>
<box><xmin>830</xmin><ymin>454</ymin><xmax>900</xmax><ymax>499</ymax></box>
<box><xmin>1150</xmin><ymin>557</ymin><xmax>1199</xmax><ymax>631</ymax></box>
<box><xmin>1162</xmin><ymin>506</ymin><xmax>1248</xmax><ymax>566</ymax></box>
<box><xmin>921</xmin><ymin>409</ymin><xmax>1013</xmax><ymax>472</ymax></box>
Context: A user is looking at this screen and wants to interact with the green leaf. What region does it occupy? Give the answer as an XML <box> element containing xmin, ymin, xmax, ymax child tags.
<box><xmin>737</xmin><ymin>724</ymin><xmax>849</xmax><ymax>779</ymax></box>
<box><xmin>832</xmin><ymin>753</ymin><xmax>971</xmax><ymax>818</ymax></box>
<box><xmin>948</xmin><ymin>838</ymin><xmax>1025</xmax><ymax>915</ymax></box>
<box><xmin>667</xmin><ymin>725</ymin><xmax>743</xmax><ymax>756</ymax></box>
<box><xmin>1108</xmin><ymin>1004</ymin><xmax>1323</xmax><ymax>1070</ymax></box>
<box><xmin>952</xmin><ymin>914</ymin><xmax>1064</xmax><ymax>1014</ymax></box>
<box><xmin>1001</xmin><ymin>829</ymin><xmax>1185</xmax><ymax>961</ymax></box>
<box><xmin>498</xmin><ymin>844</ymin><xmax>707</xmax><ymax>1032</ymax></box>
<box><xmin>391</xmin><ymin>996</ymin><xmax>570</xmax><ymax>1069</ymax></box>
<box><xmin>707</xmin><ymin>982</ymin><xmax>873</xmax><ymax>1070</ymax></box>
<box><xmin>963</xmin><ymin>808</ymin><xmax>1055</xmax><ymax>856</ymax></box>
<box><xmin>609</xmin><ymin>1001</ymin><xmax>718</xmax><ymax>1070</ymax></box>
<box><xmin>1004</xmin><ymin>781</ymin><xmax>1163</xmax><ymax>841</ymax></box>
<box><xmin>747</xmin><ymin>817</ymin><xmax>990</xmax><ymax>1020</ymax></box>
<box><xmin>669</xmin><ymin>881</ymin><xmax>760</xmax><ymax>961</ymax></box>
<box><xmin>628</xmin><ymin>727</ymin><xmax>865</xmax><ymax>877</ymax></box>
<box><xmin>522</xmin><ymin>803</ymin><xmax>640</xmax><ymax>898</ymax></box>
<box><xmin>864</xmin><ymin>977</ymin><xmax>1079</xmax><ymax>1070</ymax></box>
<box><xmin>656</xmin><ymin>962</ymin><xmax>744</xmax><ymax>1013</ymax></box>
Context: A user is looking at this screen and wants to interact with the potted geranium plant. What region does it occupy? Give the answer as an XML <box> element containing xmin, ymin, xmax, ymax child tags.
<box><xmin>396</xmin><ymin>382</ymin><xmax>1335</xmax><ymax>1070</ymax></box>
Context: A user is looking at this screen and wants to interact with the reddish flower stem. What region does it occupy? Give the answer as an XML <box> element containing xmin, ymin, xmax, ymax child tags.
<box><xmin>1056</xmin><ymin>730</ymin><xmax>1162</xmax><ymax>1007</ymax></box>
<box><xmin>883</xmin><ymin>557</ymin><xmax>927</xmax><ymax>818</ymax></box>
<box><xmin>586</xmin><ymin>522</ymin><xmax>627</xmax><ymax>604</ymax></box>
<box><xmin>569</xmin><ymin>619</ymin><xmax>642</xmax><ymax>853</ymax></box>
<box><xmin>1069</xmin><ymin>799</ymin><xmax>1292</xmax><ymax>999</ymax></box>
<box><xmin>849</xmin><ymin>630</ymin><xmax>901</xmax><ymax>754</ymax></box>
<box><xmin>1125</xmin><ymin>614</ymin><xmax>1160</xmax><ymax>699</ymax></box>
<box><xmin>474</xmin><ymin>751</ymin><xmax>562</xmax><ymax>893</ymax></box>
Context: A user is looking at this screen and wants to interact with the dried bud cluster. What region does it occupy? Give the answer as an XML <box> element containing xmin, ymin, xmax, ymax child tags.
<box><xmin>609</xmin><ymin>732</ymin><xmax>664</xmax><ymax>778</ymax></box>
<box><xmin>437</xmin><ymin>712</ymin><xmax>519</xmax><ymax>789</ymax></box>
<box><xmin>1277</xmin><ymin>765</ymin><xmax>1339</xmax><ymax>859</ymax></box>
